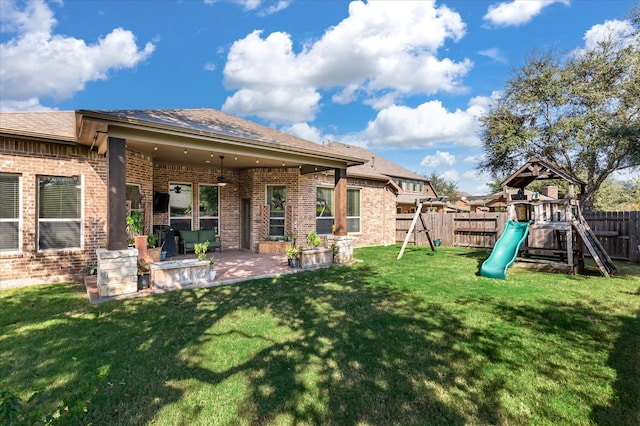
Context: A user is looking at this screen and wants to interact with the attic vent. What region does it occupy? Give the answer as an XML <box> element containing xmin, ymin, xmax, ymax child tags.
<box><xmin>371</xmin><ymin>156</ymin><xmax>375</xmax><ymax>168</ymax></box>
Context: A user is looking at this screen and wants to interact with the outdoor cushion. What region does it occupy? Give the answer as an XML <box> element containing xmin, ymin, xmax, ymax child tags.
<box><xmin>198</xmin><ymin>230</ymin><xmax>217</xmax><ymax>243</ymax></box>
<box><xmin>179</xmin><ymin>229</ymin><xmax>222</xmax><ymax>254</ymax></box>
<box><xmin>180</xmin><ymin>230</ymin><xmax>199</xmax><ymax>244</ymax></box>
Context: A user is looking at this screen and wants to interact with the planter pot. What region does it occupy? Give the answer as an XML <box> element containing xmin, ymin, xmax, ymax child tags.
<box><xmin>137</xmin><ymin>274</ymin><xmax>150</xmax><ymax>290</ymax></box>
<box><xmin>290</xmin><ymin>258</ymin><xmax>299</xmax><ymax>268</ymax></box>
<box><xmin>148</xmin><ymin>247</ymin><xmax>162</xmax><ymax>263</ymax></box>
<box><xmin>258</xmin><ymin>241</ymin><xmax>291</xmax><ymax>254</ymax></box>
<box><xmin>299</xmin><ymin>247</ymin><xmax>333</xmax><ymax>269</ymax></box>
<box><xmin>209</xmin><ymin>269</ymin><xmax>216</xmax><ymax>281</ymax></box>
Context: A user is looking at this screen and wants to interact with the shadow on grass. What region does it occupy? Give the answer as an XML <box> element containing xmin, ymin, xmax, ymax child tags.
<box><xmin>2</xmin><ymin>265</ymin><xmax>472</xmax><ymax>425</ymax></box>
<box><xmin>590</xmin><ymin>308</ymin><xmax>640</xmax><ymax>425</ymax></box>
<box><xmin>2</xmin><ymin>251</ymin><xmax>639</xmax><ymax>425</ymax></box>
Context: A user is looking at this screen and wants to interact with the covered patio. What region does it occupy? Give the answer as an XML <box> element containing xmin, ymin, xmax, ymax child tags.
<box><xmin>84</xmin><ymin>250</ymin><xmax>304</xmax><ymax>304</ymax></box>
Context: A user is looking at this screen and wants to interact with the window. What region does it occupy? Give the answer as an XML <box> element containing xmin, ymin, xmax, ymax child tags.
<box><xmin>126</xmin><ymin>184</ymin><xmax>143</xmax><ymax>211</ymax></box>
<box><xmin>38</xmin><ymin>175</ymin><xmax>82</xmax><ymax>251</ymax></box>
<box><xmin>316</xmin><ymin>187</ymin><xmax>361</xmax><ymax>235</ymax></box>
<box><xmin>199</xmin><ymin>184</ymin><xmax>219</xmax><ymax>231</ymax></box>
<box><xmin>169</xmin><ymin>183</ymin><xmax>192</xmax><ymax>231</ymax></box>
<box><xmin>347</xmin><ymin>188</ymin><xmax>360</xmax><ymax>233</ymax></box>
<box><xmin>267</xmin><ymin>185</ymin><xmax>286</xmax><ymax>237</ymax></box>
<box><xmin>316</xmin><ymin>187</ymin><xmax>334</xmax><ymax>235</ymax></box>
<box><xmin>0</xmin><ymin>173</ymin><xmax>20</xmax><ymax>252</ymax></box>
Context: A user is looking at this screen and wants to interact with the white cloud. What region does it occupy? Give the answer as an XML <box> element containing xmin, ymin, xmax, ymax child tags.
<box><xmin>0</xmin><ymin>0</ymin><xmax>155</xmax><ymax>110</ymax></box>
<box><xmin>203</xmin><ymin>62</ymin><xmax>216</xmax><ymax>71</ymax></box>
<box><xmin>478</xmin><ymin>47</ymin><xmax>507</xmax><ymax>63</ymax></box>
<box><xmin>442</xmin><ymin>169</ymin><xmax>460</xmax><ymax>183</ymax></box>
<box><xmin>222</xmin><ymin>87</ymin><xmax>321</xmax><ymax>122</ymax></box>
<box><xmin>259</xmin><ymin>0</ymin><xmax>292</xmax><ymax>16</ymax></box>
<box><xmin>361</xmin><ymin>95</ymin><xmax>491</xmax><ymax>149</ymax></box>
<box><xmin>281</xmin><ymin>122</ymin><xmax>325</xmax><ymax>144</ymax></box>
<box><xmin>204</xmin><ymin>0</ymin><xmax>291</xmax><ymax>14</ymax></box>
<box><xmin>582</xmin><ymin>19</ymin><xmax>637</xmax><ymax>50</ymax></box>
<box><xmin>483</xmin><ymin>0</ymin><xmax>568</xmax><ymax>27</ymax></box>
<box><xmin>0</xmin><ymin>97</ymin><xmax>55</xmax><ymax>112</ymax></box>
<box><xmin>222</xmin><ymin>1</ymin><xmax>471</xmax><ymax>123</ymax></box>
<box><xmin>420</xmin><ymin>151</ymin><xmax>456</xmax><ymax>168</ymax></box>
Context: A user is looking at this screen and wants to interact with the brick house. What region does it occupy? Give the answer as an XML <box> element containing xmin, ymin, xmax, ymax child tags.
<box><xmin>0</xmin><ymin>109</ymin><xmax>408</xmax><ymax>288</ymax></box>
<box><xmin>325</xmin><ymin>142</ymin><xmax>438</xmax><ymax>214</ymax></box>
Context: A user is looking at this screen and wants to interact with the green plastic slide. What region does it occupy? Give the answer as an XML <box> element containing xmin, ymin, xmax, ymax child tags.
<box><xmin>480</xmin><ymin>220</ymin><xmax>531</xmax><ymax>279</ymax></box>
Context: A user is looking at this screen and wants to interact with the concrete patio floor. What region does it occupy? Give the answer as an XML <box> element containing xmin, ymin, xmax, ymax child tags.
<box><xmin>84</xmin><ymin>249</ymin><xmax>302</xmax><ymax>304</ymax></box>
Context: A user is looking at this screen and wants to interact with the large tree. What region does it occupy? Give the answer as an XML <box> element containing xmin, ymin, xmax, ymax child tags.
<box><xmin>424</xmin><ymin>172</ymin><xmax>459</xmax><ymax>198</ymax></box>
<box><xmin>479</xmin><ymin>10</ymin><xmax>639</xmax><ymax>210</ymax></box>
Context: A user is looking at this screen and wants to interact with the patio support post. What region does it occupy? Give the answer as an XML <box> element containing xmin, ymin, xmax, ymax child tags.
<box><xmin>334</xmin><ymin>167</ymin><xmax>347</xmax><ymax>236</ymax></box>
<box><xmin>107</xmin><ymin>136</ymin><xmax>128</xmax><ymax>250</ymax></box>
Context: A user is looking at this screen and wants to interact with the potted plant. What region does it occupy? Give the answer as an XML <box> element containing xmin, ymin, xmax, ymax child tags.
<box><xmin>299</xmin><ymin>231</ymin><xmax>332</xmax><ymax>269</ymax></box>
<box><xmin>147</xmin><ymin>234</ymin><xmax>162</xmax><ymax>262</ymax></box>
<box><xmin>306</xmin><ymin>231</ymin><xmax>322</xmax><ymax>249</ymax></box>
<box><xmin>195</xmin><ymin>241</ymin><xmax>217</xmax><ymax>281</ymax></box>
<box><xmin>127</xmin><ymin>211</ymin><xmax>150</xmax><ymax>261</ymax></box>
<box><xmin>85</xmin><ymin>260</ymin><xmax>97</xmax><ymax>276</ymax></box>
<box><xmin>286</xmin><ymin>246</ymin><xmax>299</xmax><ymax>268</ymax></box>
<box><xmin>137</xmin><ymin>258</ymin><xmax>151</xmax><ymax>290</ymax></box>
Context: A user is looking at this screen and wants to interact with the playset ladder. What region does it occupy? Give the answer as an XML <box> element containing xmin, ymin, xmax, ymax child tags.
<box><xmin>570</xmin><ymin>215</ymin><xmax>617</xmax><ymax>278</ymax></box>
<box><xmin>397</xmin><ymin>202</ymin><xmax>434</xmax><ymax>260</ymax></box>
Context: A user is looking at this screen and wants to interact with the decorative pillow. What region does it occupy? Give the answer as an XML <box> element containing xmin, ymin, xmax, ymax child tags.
<box><xmin>180</xmin><ymin>230</ymin><xmax>199</xmax><ymax>244</ymax></box>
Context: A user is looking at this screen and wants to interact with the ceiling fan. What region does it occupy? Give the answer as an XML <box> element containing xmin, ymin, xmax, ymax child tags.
<box><xmin>217</xmin><ymin>156</ymin><xmax>228</xmax><ymax>187</ymax></box>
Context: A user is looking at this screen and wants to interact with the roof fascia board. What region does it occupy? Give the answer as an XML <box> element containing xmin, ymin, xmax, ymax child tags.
<box><xmin>78</xmin><ymin>110</ymin><xmax>365</xmax><ymax>167</ymax></box>
<box><xmin>0</xmin><ymin>130</ymin><xmax>76</xmax><ymax>144</ymax></box>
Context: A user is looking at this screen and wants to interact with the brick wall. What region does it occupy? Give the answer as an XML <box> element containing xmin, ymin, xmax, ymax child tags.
<box><xmin>1</xmin><ymin>138</ymin><xmax>399</xmax><ymax>288</ymax></box>
<box><xmin>0</xmin><ymin>138</ymin><xmax>107</xmax><ymax>288</ymax></box>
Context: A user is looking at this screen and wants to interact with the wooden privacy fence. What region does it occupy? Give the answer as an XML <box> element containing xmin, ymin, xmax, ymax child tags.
<box><xmin>396</xmin><ymin>211</ymin><xmax>640</xmax><ymax>263</ymax></box>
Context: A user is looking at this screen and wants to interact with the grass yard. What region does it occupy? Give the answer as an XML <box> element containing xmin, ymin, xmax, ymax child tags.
<box><xmin>1</xmin><ymin>246</ymin><xmax>639</xmax><ymax>425</ymax></box>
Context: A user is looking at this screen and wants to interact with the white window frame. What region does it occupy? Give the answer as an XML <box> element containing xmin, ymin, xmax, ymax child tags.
<box><xmin>37</xmin><ymin>175</ymin><xmax>83</xmax><ymax>252</ymax></box>
<box><xmin>347</xmin><ymin>187</ymin><xmax>361</xmax><ymax>234</ymax></box>
<box><xmin>266</xmin><ymin>185</ymin><xmax>286</xmax><ymax>237</ymax></box>
<box><xmin>169</xmin><ymin>182</ymin><xmax>193</xmax><ymax>230</ymax></box>
<box><xmin>198</xmin><ymin>184</ymin><xmax>219</xmax><ymax>232</ymax></box>
<box><xmin>0</xmin><ymin>173</ymin><xmax>22</xmax><ymax>253</ymax></box>
<box><xmin>316</xmin><ymin>186</ymin><xmax>335</xmax><ymax>236</ymax></box>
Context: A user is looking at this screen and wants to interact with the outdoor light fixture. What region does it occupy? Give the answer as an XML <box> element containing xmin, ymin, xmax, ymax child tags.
<box><xmin>217</xmin><ymin>156</ymin><xmax>228</xmax><ymax>187</ymax></box>
<box><xmin>183</xmin><ymin>148</ymin><xmax>188</xmax><ymax>154</ymax></box>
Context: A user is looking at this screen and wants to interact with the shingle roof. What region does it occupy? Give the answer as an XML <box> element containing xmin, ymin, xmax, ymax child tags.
<box><xmin>0</xmin><ymin>111</ymin><xmax>76</xmax><ymax>141</ymax></box>
<box><xmin>83</xmin><ymin>109</ymin><xmax>364</xmax><ymax>163</ymax></box>
<box><xmin>326</xmin><ymin>142</ymin><xmax>427</xmax><ymax>181</ymax></box>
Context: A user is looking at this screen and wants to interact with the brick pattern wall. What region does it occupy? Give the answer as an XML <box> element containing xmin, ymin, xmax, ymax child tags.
<box><xmin>313</xmin><ymin>174</ymin><xmax>397</xmax><ymax>247</ymax></box>
<box><xmin>152</xmin><ymin>160</ymin><xmax>241</xmax><ymax>249</ymax></box>
<box><xmin>1</xmin><ymin>138</ymin><xmax>399</xmax><ymax>288</ymax></box>
<box><xmin>126</xmin><ymin>150</ymin><xmax>154</xmax><ymax>235</ymax></box>
<box><xmin>0</xmin><ymin>138</ymin><xmax>107</xmax><ymax>287</ymax></box>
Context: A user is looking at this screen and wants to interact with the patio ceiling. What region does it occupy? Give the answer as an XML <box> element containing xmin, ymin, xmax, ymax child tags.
<box><xmin>76</xmin><ymin>109</ymin><xmax>366</xmax><ymax>172</ymax></box>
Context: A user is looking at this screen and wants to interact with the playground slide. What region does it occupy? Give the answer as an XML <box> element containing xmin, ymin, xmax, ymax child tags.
<box><xmin>480</xmin><ymin>220</ymin><xmax>531</xmax><ymax>280</ymax></box>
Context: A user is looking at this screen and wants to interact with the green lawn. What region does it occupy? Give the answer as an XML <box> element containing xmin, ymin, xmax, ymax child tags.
<box><xmin>1</xmin><ymin>246</ymin><xmax>639</xmax><ymax>425</ymax></box>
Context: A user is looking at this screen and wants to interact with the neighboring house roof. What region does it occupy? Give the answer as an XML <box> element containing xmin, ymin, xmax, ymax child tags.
<box><xmin>0</xmin><ymin>111</ymin><xmax>76</xmax><ymax>142</ymax></box>
<box><xmin>326</xmin><ymin>142</ymin><xmax>427</xmax><ymax>182</ymax></box>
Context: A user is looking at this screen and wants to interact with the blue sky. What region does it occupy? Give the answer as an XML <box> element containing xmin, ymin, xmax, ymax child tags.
<box><xmin>0</xmin><ymin>0</ymin><xmax>636</xmax><ymax>194</ymax></box>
